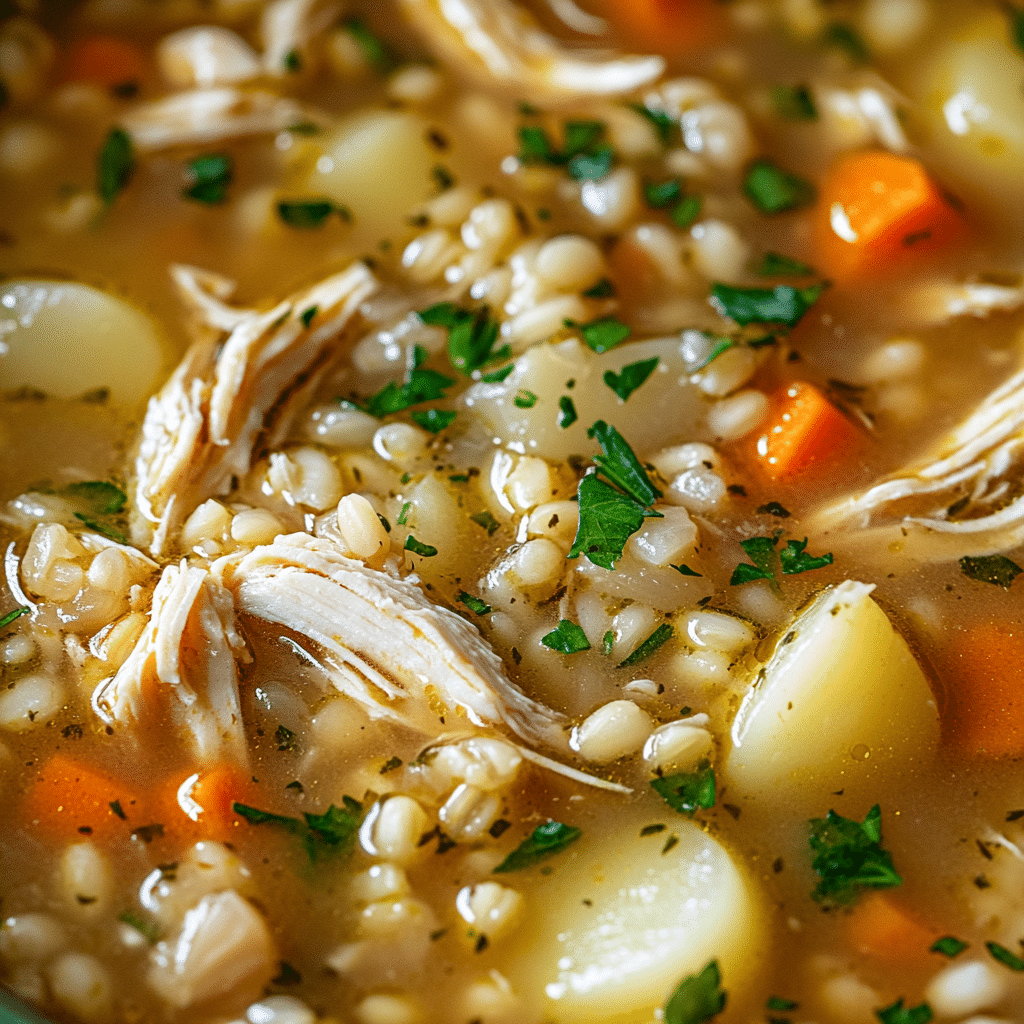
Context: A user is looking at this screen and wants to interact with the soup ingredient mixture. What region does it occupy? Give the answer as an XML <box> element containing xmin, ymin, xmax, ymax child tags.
<box><xmin>2</xmin><ymin>0</ymin><xmax>1024</xmax><ymax>1022</ymax></box>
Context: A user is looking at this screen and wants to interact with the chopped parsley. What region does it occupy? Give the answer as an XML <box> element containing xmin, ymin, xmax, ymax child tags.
<box><xmin>780</xmin><ymin>537</ymin><xmax>834</xmax><ymax>575</ymax></box>
<box><xmin>618</xmin><ymin>623</ymin><xmax>673</xmax><ymax>667</ymax></box>
<box><xmin>770</xmin><ymin>84</ymin><xmax>817</xmax><ymax>121</ymax></box>
<box><xmin>432</xmin><ymin>164</ymin><xmax>455</xmax><ymax>191</ymax></box>
<box><xmin>756</xmin><ymin>252</ymin><xmax>815</xmax><ymax>277</ymax></box>
<box><xmin>277</xmin><ymin>198</ymin><xmax>350</xmax><ymax>229</ymax></box>
<box><xmin>671</xmin><ymin>564</ymin><xmax>702</xmax><ymax>577</ymax></box>
<box><xmin>578</xmin><ymin>316</ymin><xmax>631</xmax><ymax>353</ymax></box>
<box><xmin>875</xmin><ymin>1001</ymin><xmax>933</xmax><ymax>1024</ymax></box>
<box><xmin>644</xmin><ymin>178</ymin><xmax>682</xmax><ymax>208</ymax></box>
<box><xmin>458</xmin><ymin>592</ymin><xmax>492</xmax><ymax>616</ymax></box>
<box><xmin>730</xmin><ymin>536</ymin><xmax>778</xmax><ymax>586</ymax></box>
<box><xmin>651</xmin><ymin>759</ymin><xmax>715</xmax><ymax>816</ymax></box>
<box><xmin>1004</xmin><ymin>3</ymin><xmax>1024</xmax><ymax>54</ymax></box>
<box><xmin>97</xmin><ymin>127</ymin><xmax>135</xmax><ymax>206</ymax></box>
<box><xmin>404</xmin><ymin>534</ymin><xmax>437</xmax><ymax>557</ymax></box>
<box><xmin>341</xmin><ymin>16</ymin><xmax>398</xmax><ymax>74</ymax></box>
<box><xmin>300</xmin><ymin>305</ymin><xmax>318</xmax><ymax>328</ymax></box>
<box><xmin>410</xmin><ymin>408</ymin><xmax>457</xmax><ymax>433</ymax></box>
<box><xmin>629</xmin><ymin>103</ymin><xmax>676</xmax><ymax>145</ymax></box>
<box><xmin>517</xmin><ymin>119</ymin><xmax>614</xmax><ymax>180</ymax></box>
<box><xmin>379</xmin><ymin>756</ymin><xmax>403</xmax><ymax>774</ymax></box>
<box><xmin>397</xmin><ymin>501</ymin><xmax>412</xmax><ymax>526</ymax></box>
<box><xmin>743</xmin><ymin>159</ymin><xmax>816</xmax><ymax>215</ymax></box>
<box><xmin>757</xmin><ymin>501</ymin><xmax>792</xmax><ymax>518</ymax></box>
<box><xmin>930</xmin><ymin>936</ymin><xmax>969</xmax><ymax>958</ymax></box>
<box><xmin>275</xmin><ymin>724</ymin><xmax>299</xmax><ymax>752</ymax></box>
<box><xmin>664</xmin><ymin>960</ymin><xmax>726</xmax><ymax>1024</ymax></box>
<box><xmin>493</xmin><ymin>821</ymin><xmax>581</xmax><ymax>873</ymax></box>
<box><xmin>470</xmin><ymin>510</ymin><xmax>500</xmax><ymax>536</ymax></box>
<box><xmin>766</xmin><ymin>997</ymin><xmax>799</xmax><ymax>1013</ymax></box>
<box><xmin>283</xmin><ymin>48</ymin><xmax>302</xmax><ymax>72</ymax></box>
<box><xmin>959</xmin><ymin>554</ymin><xmax>1022</xmax><ymax>589</ymax></box>
<box><xmin>272</xmin><ymin>961</ymin><xmax>302</xmax><ymax>986</ymax></box>
<box><xmin>822</xmin><ymin>21</ymin><xmax>870</xmax><ymax>63</ymax></box>
<box><xmin>808</xmin><ymin>804</ymin><xmax>902</xmax><ymax>905</ymax></box>
<box><xmin>671</xmin><ymin>194</ymin><xmax>702</xmax><ymax>229</ymax></box>
<box><xmin>582</xmin><ymin>277</ymin><xmax>615</xmax><ymax>298</ymax></box>
<box><xmin>602</xmin><ymin>630</ymin><xmax>615</xmax><ymax>655</ymax></box>
<box><xmin>541</xmin><ymin>619</ymin><xmax>591</xmax><ymax>654</ymax></box>
<box><xmin>604</xmin><ymin>357</ymin><xmax>659</xmax><ymax>402</ymax></box>
<box><xmin>710</xmin><ymin>282</ymin><xmax>826</xmax><ymax>328</ymax></box>
<box><xmin>362</xmin><ymin>347</ymin><xmax>455</xmax><ymax>417</ymax></box>
<box><xmin>0</xmin><ymin>606</ymin><xmax>30</xmax><ymax>630</ymax></box>
<box><xmin>558</xmin><ymin>395</ymin><xmax>578</xmax><ymax>428</ymax></box>
<box><xmin>513</xmin><ymin>389</ymin><xmax>538</xmax><ymax>409</ymax></box>
<box><xmin>481</xmin><ymin>363</ymin><xmax>515</xmax><ymax>383</ymax></box>
<box><xmin>233</xmin><ymin>797</ymin><xmax>362</xmax><ymax>863</ymax></box>
<box><xmin>987</xmin><ymin>940</ymin><xmax>1024</xmax><ymax>971</ymax></box>
<box><xmin>182</xmin><ymin>153</ymin><xmax>232</xmax><ymax>204</ymax></box>
<box><xmin>64</xmin><ymin>480</ymin><xmax>129</xmax><ymax>543</ymax></box>
<box><xmin>568</xmin><ymin>421</ymin><xmax>663</xmax><ymax>570</ymax></box>
<box><xmin>417</xmin><ymin>302</ymin><xmax>504</xmax><ymax>375</ymax></box>
<box><xmin>118</xmin><ymin>910</ymin><xmax>160</xmax><ymax>944</ymax></box>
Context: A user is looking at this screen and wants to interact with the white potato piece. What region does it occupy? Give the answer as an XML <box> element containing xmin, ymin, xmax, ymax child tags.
<box><xmin>464</xmin><ymin>337</ymin><xmax>705</xmax><ymax>461</ymax></box>
<box><xmin>508</xmin><ymin>820</ymin><xmax>765</xmax><ymax>1022</ymax></box>
<box><xmin>0</xmin><ymin>280</ymin><xmax>164</xmax><ymax>407</ymax></box>
<box><xmin>725</xmin><ymin>581</ymin><xmax>939</xmax><ymax>800</ymax></box>
<box><xmin>302</xmin><ymin>110</ymin><xmax>444</xmax><ymax>242</ymax></box>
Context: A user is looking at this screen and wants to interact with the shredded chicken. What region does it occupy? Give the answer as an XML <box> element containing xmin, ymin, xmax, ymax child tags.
<box><xmin>120</xmin><ymin>87</ymin><xmax>326</xmax><ymax>151</ymax></box>
<box><xmin>813</xmin><ymin>365</ymin><xmax>1024</xmax><ymax>556</ymax></box>
<box><xmin>132</xmin><ymin>262</ymin><xmax>378</xmax><ymax>555</ymax></box>
<box><xmin>214</xmin><ymin>533</ymin><xmax>570</xmax><ymax>749</ymax></box>
<box><xmin>91</xmin><ymin>561</ymin><xmax>250</xmax><ymax>765</ymax></box>
<box><xmin>905</xmin><ymin>278</ymin><xmax>1024</xmax><ymax>326</ymax></box>
<box><xmin>260</xmin><ymin>0</ymin><xmax>342</xmax><ymax>77</ymax></box>
<box><xmin>397</xmin><ymin>0</ymin><xmax>664</xmax><ymax>101</ymax></box>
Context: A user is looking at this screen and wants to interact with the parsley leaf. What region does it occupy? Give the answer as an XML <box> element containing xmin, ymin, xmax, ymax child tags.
<box><xmin>629</xmin><ymin>103</ymin><xmax>675</xmax><ymax>145</ymax></box>
<box><xmin>568</xmin><ymin>146</ymin><xmax>614</xmax><ymax>181</ymax></box>
<box><xmin>651</xmin><ymin>759</ymin><xmax>715</xmax><ymax>816</ymax></box>
<box><xmin>574</xmin><ymin>316</ymin><xmax>631</xmax><ymax>353</ymax></box>
<box><xmin>568</xmin><ymin>475</ymin><xmax>652</xmax><ymax>570</ymax></box>
<box><xmin>404</xmin><ymin>534</ymin><xmax>437</xmax><ymax>557</ymax></box>
<box><xmin>341</xmin><ymin>16</ymin><xmax>398</xmax><ymax>74</ymax></box>
<box><xmin>618</xmin><ymin>623</ymin><xmax>673</xmax><ymax>667</ymax></box>
<box><xmin>744</xmin><ymin>159</ymin><xmax>816</xmax><ymax>214</ymax></box>
<box><xmin>808</xmin><ymin>804</ymin><xmax>902</xmax><ymax>905</ymax></box>
<box><xmin>645</xmin><ymin>178</ymin><xmax>682</xmax><ymax>208</ymax></box>
<box><xmin>277</xmin><ymin>198</ymin><xmax>350</xmax><ymax>229</ymax></box>
<box><xmin>300</xmin><ymin>305</ymin><xmax>318</xmax><ymax>328</ymax></box>
<box><xmin>541</xmin><ymin>619</ymin><xmax>591</xmax><ymax>654</ymax></box>
<box><xmin>558</xmin><ymin>395</ymin><xmax>578</xmax><ymax>428</ymax></box>
<box><xmin>410</xmin><ymin>408</ymin><xmax>457</xmax><ymax>433</ymax></box>
<box><xmin>583</xmin><ymin>277</ymin><xmax>615</xmax><ymax>298</ymax></box>
<box><xmin>822</xmin><ymin>21</ymin><xmax>870</xmax><ymax>63</ymax></box>
<box><xmin>770</xmin><ymin>84</ymin><xmax>817</xmax><ymax>121</ymax></box>
<box><xmin>470</xmin><ymin>510</ymin><xmax>500</xmax><ymax>536</ymax></box>
<box><xmin>730</xmin><ymin>536</ymin><xmax>777</xmax><ymax>586</ymax></box>
<box><xmin>97</xmin><ymin>127</ymin><xmax>135</xmax><ymax>206</ymax></box>
<box><xmin>458</xmin><ymin>592</ymin><xmax>492</xmax><ymax>615</ymax></box>
<box><xmin>664</xmin><ymin>960</ymin><xmax>727</xmax><ymax>1024</ymax></box>
<box><xmin>588</xmin><ymin>420</ymin><xmax>662</xmax><ymax>508</ymax></box>
<box><xmin>671</xmin><ymin>564</ymin><xmax>702</xmax><ymax>577</ymax></box>
<box><xmin>363</xmin><ymin>349</ymin><xmax>455</xmax><ymax>417</ymax></box>
<box><xmin>118</xmin><ymin>910</ymin><xmax>160</xmax><ymax>945</ymax></box>
<box><xmin>0</xmin><ymin>606</ymin><xmax>29</xmax><ymax>630</ymax></box>
<box><xmin>65</xmin><ymin>480</ymin><xmax>129</xmax><ymax>542</ymax></box>
<box><xmin>930</xmin><ymin>936</ymin><xmax>969</xmax><ymax>957</ymax></box>
<box><xmin>779</xmin><ymin>537</ymin><xmax>834</xmax><ymax>575</ymax></box>
<box><xmin>493</xmin><ymin>821</ymin><xmax>581</xmax><ymax>873</ymax></box>
<box><xmin>875</xmin><ymin>1000</ymin><xmax>933</xmax><ymax>1024</ymax></box>
<box><xmin>517</xmin><ymin>119</ymin><xmax>614</xmax><ymax>180</ymax></box>
<box><xmin>987</xmin><ymin>941</ymin><xmax>1024</xmax><ymax>971</ymax></box>
<box><xmin>514</xmin><ymin>389</ymin><xmax>538</xmax><ymax>408</ymax></box>
<box><xmin>233</xmin><ymin>799</ymin><xmax>363</xmax><ymax>863</ymax></box>
<box><xmin>182</xmin><ymin>153</ymin><xmax>232</xmax><ymax>204</ymax></box>
<box><xmin>604</xmin><ymin>357</ymin><xmax>659</xmax><ymax>401</ymax></box>
<box><xmin>671</xmin><ymin>194</ymin><xmax>702</xmax><ymax>229</ymax></box>
<box><xmin>959</xmin><ymin>554</ymin><xmax>1022</xmax><ymax>589</ymax></box>
<box><xmin>710</xmin><ymin>282</ymin><xmax>826</xmax><ymax>328</ymax></box>
<box><xmin>766</xmin><ymin>997</ymin><xmax>799</xmax><ymax>1012</ymax></box>
<box><xmin>418</xmin><ymin>302</ymin><xmax>503</xmax><ymax>375</ymax></box>
<box><xmin>756</xmin><ymin>252</ymin><xmax>815</xmax><ymax>277</ymax></box>
<box><xmin>481</xmin><ymin>363</ymin><xmax>515</xmax><ymax>383</ymax></box>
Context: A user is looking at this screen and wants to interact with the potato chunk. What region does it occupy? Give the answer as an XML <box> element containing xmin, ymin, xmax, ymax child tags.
<box><xmin>508</xmin><ymin>819</ymin><xmax>765</xmax><ymax>1022</ymax></box>
<box><xmin>725</xmin><ymin>581</ymin><xmax>939</xmax><ymax>801</ymax></box>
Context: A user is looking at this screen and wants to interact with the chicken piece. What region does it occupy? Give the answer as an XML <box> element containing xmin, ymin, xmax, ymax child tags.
<box><xmin>260</xmin><ymin>0</ymin><xmax>342</xmax><ymax>77</ymax></box>
<box><xmin>120</xmin><ymin>87</ymin><xmax>327</xmax><ymax>151</ymax></box>
<box><xmin>156</xmin><ymin>26</ymin><xmax>263</xmax><ymax>89</ymax></box>
<box><xmin>148</xmin><ymin>891</ymin><xmax>275</xmax><ymax>1009</ymax></box>
<box><xmin>813</xmin><ymin>365</ymin><xmax>1024</xmax><ymax>556</ymax></box>
<box><xmin>215</xmin><ymin>533</ymin><xmax>569</xmax><ymax>749</ymax></box>
<box><xmin>91</xmin><ymin>561</ymin><xmax>249</xmax><ymax>766</ymax></box>
<box><xmin>132</xmin><ymin>261</ymin><xmax>378</xmax><ymax>555</ymax></box>
<box><xmin>169</xmin><ymin>264</ymin><xmax>257</xmax><ymax>337</ymax></box>
<box><xmin>904</xmin><ymin>278</ymin><xmax>1024</xmax><ymax>326</ymax></box>
<box><xmin>397</xmin><ymin>0</ymin><xmax>664</xmax><ymax>101</ymax></box>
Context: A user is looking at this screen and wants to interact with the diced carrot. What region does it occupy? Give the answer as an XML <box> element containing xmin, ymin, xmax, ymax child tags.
<box><xmin>740</xmin><ymin>381</ymin><xmax>864</xmax><ymax>483</ymax></box>
<box><xmin>151</xmin><ymin>764</ymin><xmax>263</xmax><ymax>850</ymax></box>
<box><xmin>846</xmin><ymin>892</ymin><xmax>939</xmax><ymax>963</ymax></box>
<box><xmin>22</xmin><ymin>754</ymin><xmax>144</xmax><ymax>844</ymax></box>
<box><xmin>61</xmin><ymin>36</ymin><xmax>148</xmax><ymax>92</ymax></box>
<box><xmin>941</xmin><ymin>624</ymin><xmax>1024</xmax><ymax>758</ymax></box>
<box><xmin>813</xmin><ymin>150</ymin><xmax>964</xmax><ymax>281</ymax></box>
<box><xmin>603</xmin><ymin>0</ymin><xmax>728</xmax><ymax>56</ymax></box>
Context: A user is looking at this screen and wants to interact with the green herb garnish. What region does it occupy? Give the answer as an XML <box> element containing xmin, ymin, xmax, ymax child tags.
<box><xmin>808</xmin><ymin>804</ymin><xmax>902</xmax><ymax>905</ymax></box>
<box><xmin>470</xmin><ymin>510</ymin><xmax>500</xmax><ymax>536</ymax></box>
<box><xmin>875</xmin><ymin>1000</ymin><xmax>933</xmax><ymax>1024</ymax></box>
<box><xmin>987</xmin><ymin>941</ymin><xmax>1024</xmax><ymax>971</ymax></box>
<box><xmin>629</xmin><ymin>103</ymin><xmax>675</xmax><ymax>145</ymax></box>
<box><xmin>458</xmin><ymin>592</ymin><xmax>492</xmax><ymax>616</ymax></box>
<box><xmin>558</xmin><ymin>395</ymin><xmax>578</xmax><ymax>428</ymax></box>
<box><xmin>541</xmin><ymin>619</ymin><xmax>591</xmax><ymax>654</ymax></box>
<box><xmin>671</xmin><ymin>564</ymin><xmax>702</xmax><ymax>577</ymax></box>
<box><xmin>182</xmin><ymin>153</ymin><xmax>232</xmax><ymax>204</ymax></box>
<box><xmin>573</xmin><ymin>315</ymin><xmax>631</xmax><ymax>353</ymax></box>
<box><xmin>645</xmin><ymin>178</ymin><xmax>681</xmax><ymax>208</ymax></box>
<box><xmin>671</xmin><ymin>194</ymin><xmax>702</xmax><ymax>229</ymax></box>
<box><xmin>959</xmin><ymin>554</ymin><xmax>1022</xmax><ymax>589</ymax></box>
<box><xmin>277</xmin><ymin>198</ymin><xmax>350</xmax><ymax>229</ymax></box>
<box><xmin>118</xmin><ymin>911</ymin><xmax>160</xmax><ymax>944</ymax></box>
<box><xmin>97</xmin><ymin>127</ymin><xmax>135</xmax><ymax>206</ymax></box>
<box><xmin>493</xmin><ymin>821</ymin><xmax>581</xmax><ymax>873</ymax></box>
<box><xmin>664</xmin><ymin>960</ymin><xmax>726</xmax><ymax>1024</ymax></box>
<box><xmin>651</xmin><ymin>760</ymin><xmax>715</xmax><ymax>816</ymax></box>
<box><xmin>363</xmin><ymin>348</ymin><xmax>455</xmax><ymax>417</ymax></box>
<box><xmin>618</xmin><ymin>623</ymin><xmax>673</xmax><ymax>667</ymax></box>
<box><xmin>604</xmin><ymin>357</ymin><xmax>659</xmax><ymax>402</ymax></box>
<box><xmin>517</xmin><ymin>120</ymin><xmax>614</xmax><ymax>181</ymax></box>
<box><xmin>710</xmin><ymin>282</ymin><xmax>825</xmax><ymax>328</ymax></box>
<box><xmin>588</xmin><ymin>420</ymin><xmax>662</xmax><ymax>508</ymax></box>
<box><xmin>283</xmin><ymin>49</ymin><xmax>302</xmax><ymax>72</ymax></box>
<box><xmin>404</xmin><ymin>534</ymin><xmax>438</xmax><ymax>557</ymax></box>
<box><xmin>481</xmin><ymin>364</ymin><xmax>515</xmax><ymax>383</ymax></box>
<box><xmin>300</xmin><ymin>305</ymin><xmax>318</xmax><ymax>328</ymax></box>
<box><xmin>342</xmin><ymin>16</ymin><xmax>398</xmax><ymax>73</ymax></box>
<box><xmin>756</xmin><ymin>252</ymin><xmax>815</xmax><ymax>277</ymax></box>
<box><xmin>930</xmin><ymin>936</ymin><xmax>968</xmax><ymax>958</ymax></box>
<box><xmin>275</xmin><ymin>724</ymin><xmax>299</xmax><ymax>752</ymax></box>
<box><xmin>767</xmin><ymin>997</ymin><xmax>799</xmax><ymax>1012</ymax></box>
<box><xmin>410</xmin><ymin>408</ymin><xmax>457</xmax><ymax>433</ymax></box>
<box><xmin>770</xmin><ymin>84</ymin><xmax>817</xmax><ymax>121</ymax></box>
<box><xmin>779</xmin><ymin>537</ymin><xmax>834</xmax><ymax>575</ymax></box>
<box><xmin>0</xmin><ymin>606</ymin><xmax>30</xmax><ymax>630</ymax></box>
<box><xmin>418</xmin><ymin>302</ymin><xmax>503</xmax><ymax>375</ymax></box>
<box><xmin>822</xmin><ymin>21</ymin><xmax>870</xmax><ymax>63</ymax></box>
<box><xmin>730</xmin><ymin>536</ymin><xmax>778</xmax><ymax>586</ymax></box>
<box><xmin>514</xmin><ymin>389</ymin><xmax>538</xmax><ymax>409</ymax></box>
<box><xmin>233</xmin><ymin>798</ymin><xmax>362</xmax><ymax>863</ymax></box>
<box><xmin>743</xmin><ymin>159</ymin><xmax>816</xmax><ymax>214</ymax></box>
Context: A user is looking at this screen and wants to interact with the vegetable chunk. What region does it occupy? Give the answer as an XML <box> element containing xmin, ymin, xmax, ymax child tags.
<box><xmin>726</xmin><ymin>581</ymin><xmax>939</xmax><ymax>801</ymax></box>
<box><xmin>813</xmin><ymin>151</ymin><xmax>963</xmax><ymax>280</ymax></box>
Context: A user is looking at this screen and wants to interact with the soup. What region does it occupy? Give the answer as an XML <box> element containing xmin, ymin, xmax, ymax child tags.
<box><xmin>2</xmin><ymin>1</ymin><xmax>1024</xmax><ymax>1022</ymax></box>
